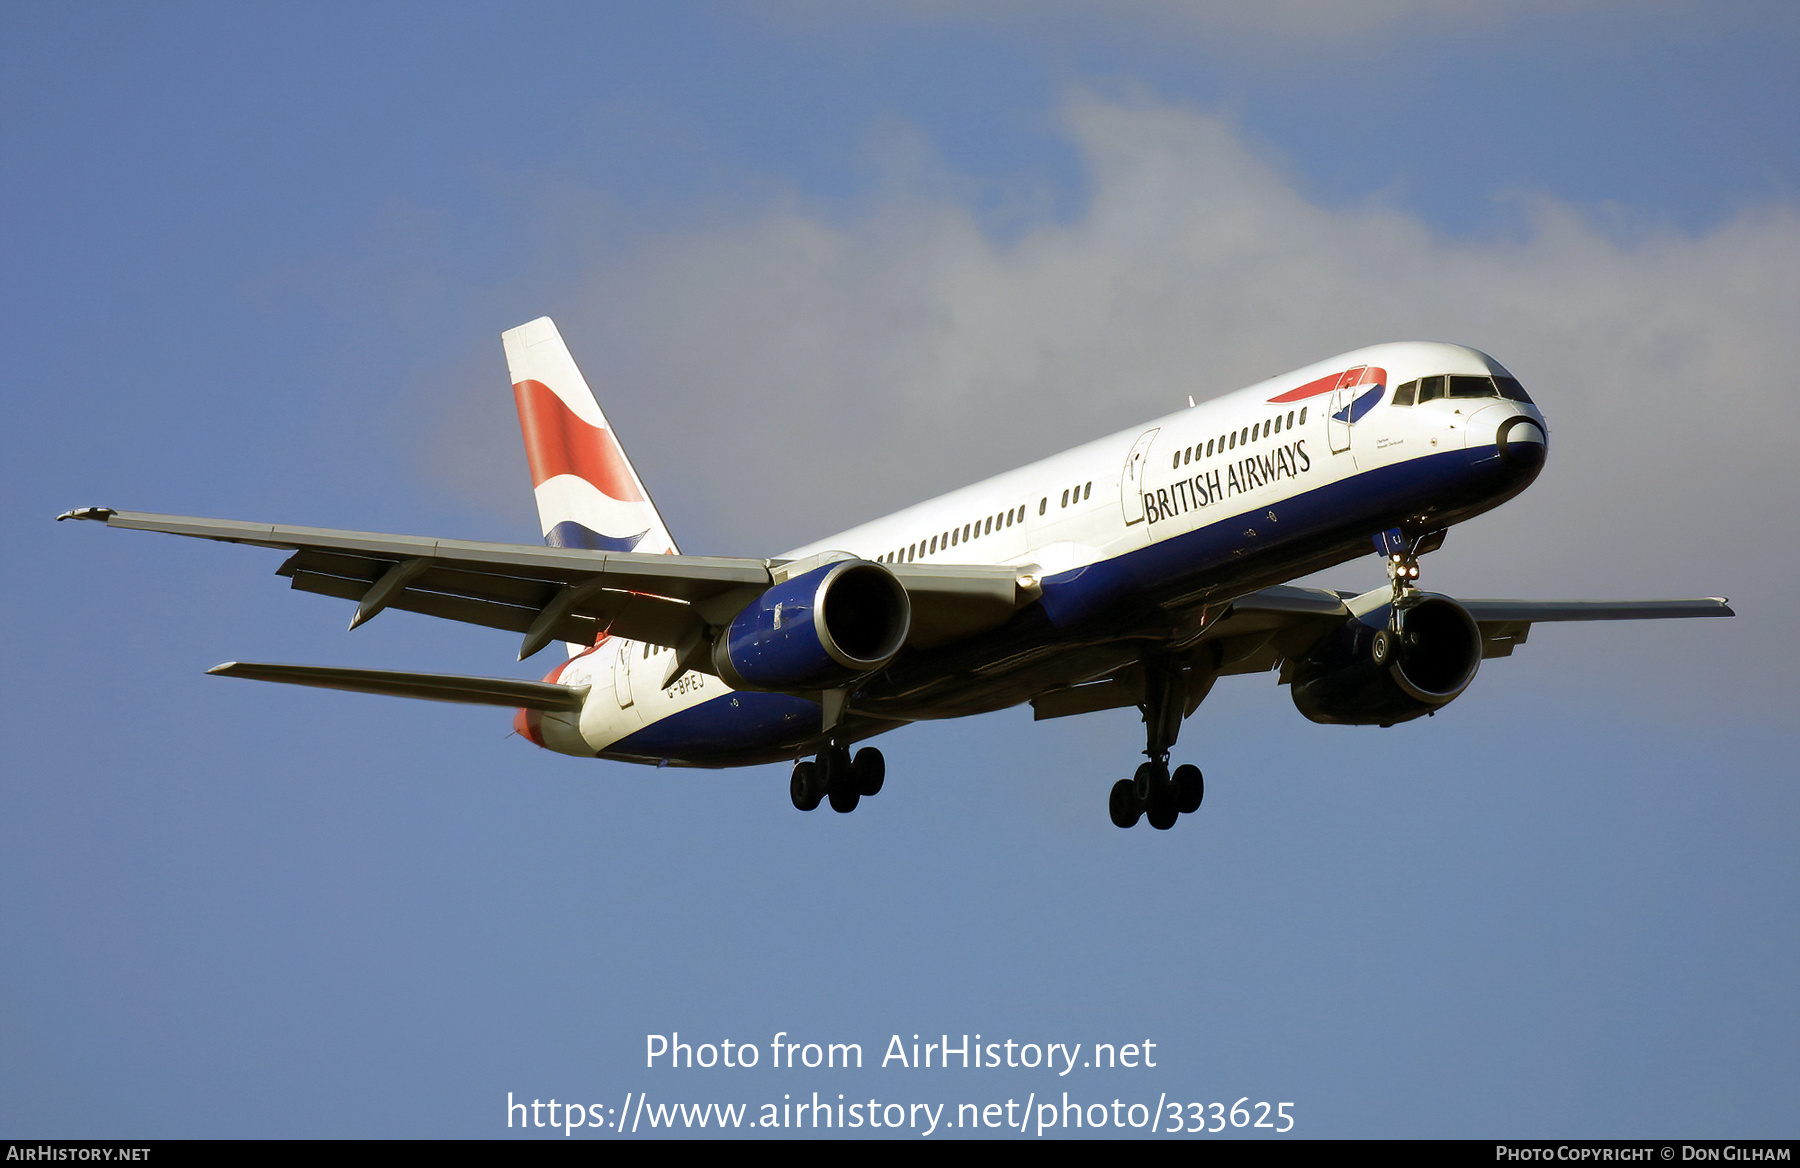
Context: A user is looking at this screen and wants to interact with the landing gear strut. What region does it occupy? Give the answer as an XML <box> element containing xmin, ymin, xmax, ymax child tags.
<box><xmin>1375</xmin><ymin>526</ymin><xmax>1445</xmax><ymax>609</ymax></box>
<box><xmin>791</xmin><ymin>746</ymin><xmax>885</xmax><ymax>814</ymax></box>
<box><xmin>1109</xmin><ymin>655</ymin><xmax>1206</xmax><ymax>830</ymax></box>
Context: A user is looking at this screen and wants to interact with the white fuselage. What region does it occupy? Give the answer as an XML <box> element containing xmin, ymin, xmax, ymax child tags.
<box><xmin>535</xmin><ymin>341</ymin><xmax>1545</xmax><ymax>762</ymax></box>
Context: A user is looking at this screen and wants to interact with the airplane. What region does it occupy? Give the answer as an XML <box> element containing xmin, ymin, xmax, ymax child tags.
<box><xmin>59</xmin><ymin>317</ymin><xmax>1732</xmax><ymax>830</ymax></box>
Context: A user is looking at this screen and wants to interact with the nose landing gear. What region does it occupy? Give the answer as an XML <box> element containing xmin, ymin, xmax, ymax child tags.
<box><xmin>1374</xmin><ymin>526</ymin><xmax>1446</xmax><ymax>608</ymax></box>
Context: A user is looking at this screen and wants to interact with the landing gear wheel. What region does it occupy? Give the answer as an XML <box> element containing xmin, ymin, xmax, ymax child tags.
<box><xmin>790</xmin><ymin>762</ymin><xmax>821</xmax><ymax>811</ymax></box>
<box><xmin>1137</xmin><ymin>761</ymin><xmax>1179</xmax><ymax>830</ymax></box>
<box><xmin>852</xmin><ymin>747</ymin><xmax>885</xmax><ymax>796</ymax></box>
<box><xmin>1132</xmin><ymin>761</ymin><xmax>1168</xmax><ymax>806</ymax></box>
<box><xmin>1371</xmin><ymin>628</ymin><xmax>1395</xmax><ymax>666</ymax></box>
<box><xmin>823</xmin><ymin>747</ymin><xmax>859</xmax><ymax>813</ymax></box>
<box><xmin>1173</xmin><ymin>764</ymin><xmax>1204</xmax><ymax>814</ymax></box>
<box><xmin>1108</xmin><ymin>779</ymin><xmax>1141</xmax><ymax>828</ymax></box>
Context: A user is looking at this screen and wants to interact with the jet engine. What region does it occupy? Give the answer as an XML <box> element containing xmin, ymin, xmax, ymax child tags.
<box><xmin>713</xmin><ymin>560</ymin><xmax>911</xmax><ymax>691</ymax></box>
<box><xmin>1289</xmin><ymin>594</ymin><xmax>1483</xmax><ymax>726</ymax></box>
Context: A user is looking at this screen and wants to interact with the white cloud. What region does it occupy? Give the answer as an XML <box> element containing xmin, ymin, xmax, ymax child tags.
<box><xmin>764</xmin><ymin>0</ymin><xmax>1683</xmax><ymax>46</ymax></box>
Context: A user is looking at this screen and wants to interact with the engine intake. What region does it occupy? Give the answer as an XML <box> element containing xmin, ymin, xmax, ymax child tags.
<box><xmin>1290</xmin><ymin>594</ymin><xmax>1482</xmax><ymax>726</ymax></box>
<box><xmin>714</xmin><ymin>560</ymin><xmax>911</xmax><ymax>691</ymax></box>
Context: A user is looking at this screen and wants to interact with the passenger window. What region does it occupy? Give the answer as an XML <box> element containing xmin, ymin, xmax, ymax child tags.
<box><xmin>1084</xmin><ymin>482</ymin><xmax>1092</xmax><ymax>500</ymax></box>
<box><xmin>1228</xmin><ymin>431</ymin><xmax>1236</xmax><ymax>450</ymax></box>
<box><xmin>1272</xmin><ymin>415</ymin><xmax>1282</xmax><ymax>433</ymax></box>
<box><xmin>1416</xmin><ymin>376</ymin><xmax>1445</xmax><ymax>403</ymax></box>
<box><xmin>1286</xmin><ymin>410</ymin><xmax>1294</xmax><ymax>428</ymax></box>
<box><xmin>1393</xmin><ymin>380</ymin><xmax>1416</xmax><ymax>406</ymax></box>
<box><xmin>1298</xmin><ymin>407</ymin><xmax>1307</xmax><ymax>425</ymax></box>
<box><xmin>1205</xmin><ymin>439</ymin><xmax>1213</xmax><ymax>457</ymax></box>
<box><xmin>1060</xmin><ymin>489</ymin><xmax>1069</xmax><ymax>507</ymax></box>
<box><xmin>1172</xmin><ymin>452</ymin><xmax>1181</xmax><ymax>469</ymax></box>
<box><xmin>1039</xmin><ymin>498</ymin><xmax>1047</xmax><ymax>515</ymax></box>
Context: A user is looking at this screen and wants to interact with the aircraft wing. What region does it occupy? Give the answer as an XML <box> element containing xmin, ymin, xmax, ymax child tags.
<box><xmin>56</xmin><ymin>508</ymin><xmax>1042</xmax><ymax>665</ymax></box>
<box><xmin>1456</xmin><ymin>596</ymin><xmax>1734</xmax><ymax>657</ymax></box>
<box><xmin>1030</xmin><ymin>586</ymin><xmax>1733</xmax><ymax>719</ymax></box>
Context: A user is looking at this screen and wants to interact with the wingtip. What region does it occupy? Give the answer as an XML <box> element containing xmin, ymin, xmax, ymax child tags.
<box><xmin>56</xmin><ymin>506</ymin><xmax>116</xmax><ymax>523</ymax></box>
<box><xmin>206</xmin><ymin>662</ymin><xmax>239</xmax><ymax>676</ymax></box>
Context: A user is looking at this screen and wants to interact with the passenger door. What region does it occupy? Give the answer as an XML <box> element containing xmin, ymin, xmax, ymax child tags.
<box><xmin>1327</xmin><ymin>366</ymin><xmax>1363</xmax><ymax>456</ymax></box>
<box><xmin>1120</xmin><ymin>428</ymin><xmax>1161</xmax><ymax>526</ymax></box>
<box><xmin>613</xmin><ymin>640</ymin><xmax>635</xmax><ymax>709</ymax></box>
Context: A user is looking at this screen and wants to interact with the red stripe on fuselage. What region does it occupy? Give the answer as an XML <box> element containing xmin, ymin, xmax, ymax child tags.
<box><xmin>1267</xmin><ymin>366</ymin><xmax>1387</xmax><ymax>403</ymax></box>
<box><xmin>512</xmin><ymin>379</ymin><xmax>646</xmax><ymax>501</ymax></box>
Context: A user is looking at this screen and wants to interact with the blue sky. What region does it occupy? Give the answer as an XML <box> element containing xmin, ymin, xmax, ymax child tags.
<box><xmin>4</xmin><ymin>2</ymin><xmax>1797</xmax><ymax>1138</ymax></box>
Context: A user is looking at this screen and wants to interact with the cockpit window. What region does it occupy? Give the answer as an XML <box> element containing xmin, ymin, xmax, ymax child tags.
<box><xmin>1493</xmin><ymin>376</ymin><xmax>1534</xmax><ymax>404</ymax></box>
<box><xmin>1394</xmin><ymin>373</ymin><xmax>1534</xmax><ymax>405</ymax></box>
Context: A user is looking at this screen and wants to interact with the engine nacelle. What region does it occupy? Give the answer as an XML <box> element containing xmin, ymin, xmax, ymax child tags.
<box><xmin>1289</xmin><ymin>594</ymin><xmax>1483</xmax><ymax>726</ymax></box>
<box><xmin>713</xmin><ymin>560</ymin><xmax>911</xmax><ymax>691</ymax></box>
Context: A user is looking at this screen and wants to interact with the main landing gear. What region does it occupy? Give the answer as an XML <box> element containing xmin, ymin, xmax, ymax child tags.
<box><xmin>790</xmin><ymin>746</ymin><xmax>885</xmax><ymax>814</ymax></box>
<box><xmin>1109</xmin><ymin>762</ymin><xmax>1204</xmax><ymax>830</ymax></box>
<box><xmin>1109</xmin><ymin>655</ymin><xmax>1205</xmax><ymax>830</ymax></box>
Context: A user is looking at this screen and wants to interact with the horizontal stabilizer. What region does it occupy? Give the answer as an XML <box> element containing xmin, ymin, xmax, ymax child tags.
<box><xmin>207</xmin><ymin>661</ymin><xmax>586</xmax><ymax>711</ymax></box>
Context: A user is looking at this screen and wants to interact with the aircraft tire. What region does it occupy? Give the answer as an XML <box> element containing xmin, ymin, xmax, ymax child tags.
<box><xmin>853</xmin><ymin>747</ymin><xmax>885</xmax><ymax>796</ymax></box>
<box><xmin>1173</xmin><ymin>764</ymin><xmax>1204</xmax><ymax>814</ymax></box>
<box><xmin>828</xmin><ymin>784</ymin><xmax>860</xmax><ymax>813</ymax></box>
<box><xmin>790</xmin><ymin>762</ymin><xmax>822</xmax><ymax>811</ymax></box>
<box><xmin>1146</xmin><ymin>803</ymin><xmax>1179</xmax><ymax>830</ymax></box>
<box><xmin>1132</xmin><ymin>760</ymin><xmax>1167</xmax><ymax>806</ymax></box>
<box><xmin>1109</xmin><ymin>779</ymin><xmax>1141</xmax><ymax>828</ymax></box>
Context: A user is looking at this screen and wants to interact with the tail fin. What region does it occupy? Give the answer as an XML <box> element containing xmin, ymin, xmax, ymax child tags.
<box><xmin>503</xmin><ymin>316</ymin><xmax>680</xmax><ymax>557</ymax></box>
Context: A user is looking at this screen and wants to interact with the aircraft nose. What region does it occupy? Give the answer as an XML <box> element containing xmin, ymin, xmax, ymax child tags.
<box><xmin>1496</xmin><ymin>415</ymin><xmax>1546</xmax><ymax>470</ymax></box>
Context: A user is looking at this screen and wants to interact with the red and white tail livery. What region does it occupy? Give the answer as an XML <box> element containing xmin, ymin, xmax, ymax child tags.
<box><xmin>504</xmin><ymin>316</ymin><xmax>679</xmax><ymax>558</ymax></box>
